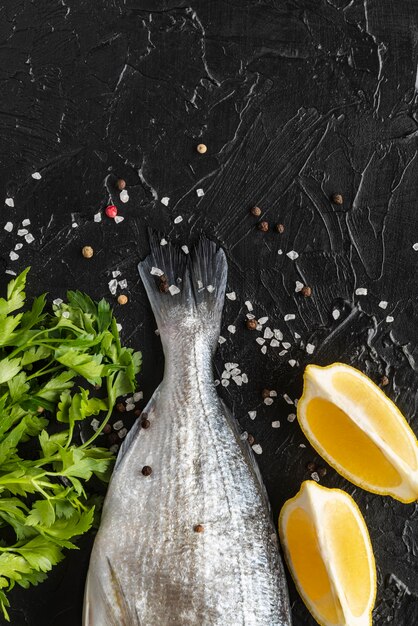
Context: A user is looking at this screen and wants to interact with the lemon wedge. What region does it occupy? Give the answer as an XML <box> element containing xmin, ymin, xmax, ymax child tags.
<box><xmin>279</xmin><ymin>481</ymin><xmax>376</xmax><ymax>626</ymax></box>
<box><xmin>297</xmin><ymin>363</ymin><xmax>418</xmax><ymax>503</ymax></box>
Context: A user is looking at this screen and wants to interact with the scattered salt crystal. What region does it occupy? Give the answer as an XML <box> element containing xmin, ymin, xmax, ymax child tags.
<box><xmin>256</xmin><ymin>337</ymin><xmax>265</xmax><ymax>345</ymax></box>
<box><xmin>118</xmin><ymin>279</ymin><xmax>128</xmax><ymax>289</ymax></box>
<box><xmin>5</xmin><ymin>270</ymin><xmax>16</xmax><ymax>276</ymax></box>
<box><xmin>248</xmin><ymin>411</ymin><xmax>257</xmax><ymax>420</ymax></box>
<box><xmin>288</xmin><ymin>359</ymin><xmax>297</xmax><ymax>367</ymax></box>
<box><xmin>379</xmin><ymin>301</ymin><xmax>388</xmax><ymax>309</ymax></box>
<box><xmin>246</xmin><ymin>313</ymin><xmax>255</xmax><ymax>319</ymax></box>
<box><xmin>118</xmin><ymin>428</ymin><xmax>128</xmax><ymax>439</ymax></box>
<box><xmin>221</xmin><ymin>379</ymin><xmax>229</xmax><ymax>387</ymax></box>
<box><xmin>160</xmin><ymin>238</ymin><xmax>167</xmax><ymax>246</ymax></box>
<box><xmin>120</xmin><ymin>190</ymin><xmax>129</xmax><ymax>203</ymax></box>
<box><xmin>225</xmin><ymin>363</ymin><xmax>238</xmax><ymax>370</ymax></box>
<box><xmin>284</xmin><ymin>314</ymin><xmax>295</xmax><ymax>321</ymax></box>
<box><xmin>112</xmin><ymin>270</ymin><xmax>121</xmax><ymax>278</ymax></box>
<box><xmin>62</xmin><ymin>311</ymin><xmax>70</xmax><ymax>319</ymax></box>
<box><xmin>161</xmin><ymin>197</ymin><xmax>170</xmax><ymax>206</ymax></box>
<box><xmin>196</xmin><ymin>188</ymin><xmax>205</xmax><ymax>197</ymax></box>
<box><xmin>218</xmin><ymin>336</ymin><xmax>226</xmax><ymax>344</ymax></box>
<box><xmin>277</xmin><ymin>249</ymin><xmax>283</xmax><ymax>255</ymax></box>
<box><xmin>287</xmin><ymin>250</ymin><xmax>299</xmax><ymax>260</ymax></box>
<box><xmin>4</xmin><ymin>222</ymin><xmax>13</xmax><ymax>232</ymax></box>
<box><xmin>108</xmin><ymin>279</ymin><xmax>118</xmax><ymax>295</ymax></box>
<box><xmin>282</xmin><ymin>342</ymin><xmax>291</xmax><ymax>349</ymax></box>
<box><xmin>241</xmin><ymin>373</ymin><xmax>248</xmax><ymax>384</ymax></box>
<box><xmin>181</xmin><ymin>245</ymin><xmax>189</xmax><ymax>254</ymax></box>
<box><xmin>264</xmin><ymin>327</ymin><xmax>273</xmax><ymax>339</ymax></box>
<box><xmin>18</xmin><ymin>229</ymin><xmax>28</xmax><ymax>236</ymax></box>
<box><xmin>222</xmin><ymin>371</ymin><xmax>230</xmax><ymax>379</ymax></box>
<box><xmin>214</xmin><ymin>379</ymin><xmax>220</xmax><ymax>386</ymax></box>
<box><xmin>9</xmin><ymin>251</ymin><xmax>19</xmax><ymax>260</ymax></box>
<box><xmin>116</xmin><ymin>323</ymin><xmax>122</xmax><ymax>332</ymax></box>
<box><xmin>113</xmin><ymin>420</ymin><xmax>124</xmax><ymax>431</ymax></box>
<box><xmin>284</xmin><ymin>394</ymin><xmax>294</xmax><ymax>405</ymax></box>
<box><xmin>32</xmin><ymin>172</ymin><xmax>42</xmax><ymax>180</ymax></box>
<box><xmin>14</xmin><ymin>243</ymin><xmax>23</xmax><ymax>251</ymax></box>
<box><xmin>355</xmin><ymin>287</ymin><xmax>367</xmax><ymax>296</ymax></box>
<box><xmin>232</xmin><ymin>375</ymin><xmax>243</xmax><ymax>386</ymax></box>
<box><xmin>90</xmin><ymin>418</ymin><xmax>100</xmax><ymax>431</ymax></box>
<box><xmin>227</xmin><ymin>325</ymin><xmax>236</xmax><ymax>334</ymax></box>
<box><xmin>311</xmin><ymin>472</ymin><xmax>320</xmax><ymax>482</ymax></box>
<box><xmin>258</xmin><ymin>317</ymin><xmax>268</xmax><ymax>325</ymax></box>
<box><xmin>273</xmin><ymin>329</ymin><xmax>283</xmax><ymax>340</ymax></box>
<box><xmin>272</xmin><ymin>421</ymin><xmax>281</xmax><ymax>428</ymax></box>
<box><xmin>94</xmin><ymin>212</ymin><xmax>102</xmax><ymax>222</ymax></box>
<box><xmin>53</xmin><ymin>298</ymin><xmax>63</xmax><ymax>306</ymax></box>
<box><xmin>270</xmin><ymin>339</ymin><xmax>280</xmax><ymax>347</ymax></box>
<box><xmin>287</xmin><ymin>413</ymin><xmax>296</xmax><ymax>422</ymax></box>
<box><xmin>226</xmin><ymin>292</ymin><xmax>236</xmax><ymax>300</ymax></box>
<box><xmin>207</xmin><ymin>285</ymin><xmax>215</xmax><ymax>293</ymax></box>
<box><xmin>279</xmin><ymin>350</ymin><xmax>288</xmax><ymax>356</ymax></box>
<box><xmin>5</xmin><ymin>198</ymin><xmax>14</xmax><ymax>207</ymax></box>
<box><xmin>151</xmin><ymin>267</ymin><xmax>164</xmax><ymax>276</ymax></box>
<box><xmin>114</xmin><ymin>215</ymin><xmax>124</xmax><ymax>224</ymax></box>
<box><xmin>245</xmin><ymin>301</ymin><xmax>253</xmax><ymax>311</ymax></box>
<box><xmin>109</xmin><ymin>444</ymin><xmax>119</xmax><ymax>453</ymax></box>
<box><xmin>197</xmin><ymin>280</ymin><xmax>203</xmax><ymax>289</ymax></box>
<box><xmin>332</xmin><ymin>309</ymin><xmax>340</xmax><ymax>320</ymax></box>
<box><xmin>72</xmin><ymin>222</ymin><xmax>78</xmax><ymax>228</ymax></box>
<box><xmin>264</xmin><ymin>397</ymin><xmax>273</xmax><ymax>405</ymax></box>
<box><xmin>306</xmin><ymin>343</ymin><xmax>315</xmax><ymax>354</ymax></box>
<box><xmin>174</xmin><ymin>216</ymin><xmax>183</xmax><ymax>224</ymax></box>
<box><xmin>270</xmin><ymin>391</ymin><xmax>277</xmax><ymax>397</ymax></box>
<box><xmin>261</xmin><ymin>345</ymin><xmax>267</xmax><ymax>354</ymax></box>
<box><xmin>295</xmin><ymin>281</ymin><xmax>303</xmax><ymax>292</ymax></box>
<box><xmin>155</xmin><ymin>329</ymin><xmax>160</xmax><ymax>335</ymax></box>
<box><xmin>413</xmin><ymin>243</ymin><xmax>418</xmax><ymax>251</ymax></box>
<box><xmin>126</xmin><ymin>404</ymin><xmax>135</xmax><ymax>412</ymax></box>
<box><xmin>230</xmin><ymin>368</ymin><xmax>240</xmax><ymax>376</ymax></box>
<box><xmin>252</xmin><ymin>444</ymin><xmax>262</xmax><ymax>455</ymax></box>
<box><xmin>299</xmin><ymin>443</ymin><xmax>306</xmax><ymax>448</ymax></box>
<box><xmin>22</xmin><ymin>219</ymin><xmax>30</xmax><ymax>226</ymax></box>
<box><xmin>169</xmin><ymin>285</ymin><xmax>180</xmax><ymax>295</ymax></box>
<box><xmin>386</xmin><ymin>315</ymin><xmax>394</xmax><ymax>323</ymax></box>
<box><xmin>133</xmin><ymin>392</ymin><xmax>143</xmax><ymax>402</ymax></box>
<box><xmin>294</xmin><ymin>332</ymin><xmax>301</xmax><ymax>339</ymax></box>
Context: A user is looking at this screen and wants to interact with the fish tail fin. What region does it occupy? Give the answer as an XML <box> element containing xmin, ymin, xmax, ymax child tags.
<box><xmin>138</xmin><ymin>231</ymin><xmax>227</xmax><ymax>334</ymax></box>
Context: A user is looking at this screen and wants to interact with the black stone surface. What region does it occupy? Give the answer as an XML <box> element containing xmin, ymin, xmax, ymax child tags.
<box><xmin>1</xmin><ymin>1</ymin><xmax>418</xmax><ymax>624</ymax></box>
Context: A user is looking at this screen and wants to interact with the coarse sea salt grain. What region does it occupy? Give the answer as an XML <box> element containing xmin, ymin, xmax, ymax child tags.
<box><xmin>355</xmin><ymin>287</ymin><xmax>367</xmax><ymax>296</ymax></box>
<box><xmin>207</xmin><ymin>285</ymin><xmax>215</xmax><ymax>293</ymax></box>
<box><xmin>306</xmin><ymin>343</ymin><xmax>315</xmax><ymax>354</ymax></box>
<box><xmin>116</xmin><ymin>323</ymin><xmax>122</xmax><ymax>332</ymax></box>
<box><xmin>5</xmin><ymin>270</ymin><xmax>16</xmax><ymax>276</ymax></box>
<box><xmin>120</xmin><ymin>190</ymin><xmax>129</xmax><ymax>203</ymax></box>
<box><xmin>151</xmin><ymin>267</ymin><xmax>164</xmax><ymax>276</ymax></box>
<box><xmin>256</xmin><ymin>337</ymin><xmax>265</xmax><ymax>345</ymax></box>
<box><xmin>53</xmin><ymin>298</ymin><xmax>63</xmax><ymax>306</ymax></box>
<box><xmin>282</xmin><ymin>342</ymin><xmax>291</xmax><ymax>349</ymax></box>
<box><xmin>272</xmin><ymin>420</ymin><xmax>281</xmax><ymax>428</ymax></box>
<box><xmin>283</xmin><ymin>394</ymin><xmax>293</xmax><ymax>405</ymax></box>
<box><xmin>174</xmin><ymin>215</ymin><xmax>183</xmax><ymax>224</ymax></box>
<box><xmin>225</xmin><ymin>362</ymin><xmax>238</xmax><ymax>370</ymax></box>
<box><xmin>72</xmin><ymin>222</ymin><xmax>78</xmax><ymax>228</ymax></box>
<box><xmin>214</xmin><ymin>379</ymin><xmax>220</xmax><ymax>386</ymax></box>
<box><xmin>113</xmin><ymin>420</ymin><xmax>124</xmax><ymax>431</ymax></box>
<box><xmin>264</xmin><ymin>327</ymin><xmax>273</xmax><ymax>339</ymax></box>
<box><xmin>258</xmin><ymin>316</ymin><xmax>268</xmax><ymax>325</ymax></box>
<box><xmin>4</xmin><ymin>222</ymin><xmax>13</xmax><ymax>232</ymax></box>
<box><xmin>94</xmin><ymin>212</ymin><xmax>102</xmax><ymax>222</ymax></box>
<box><xmin>118</xmin><ymin>279</ymin><xmax>127</xmax><ymax>289</ymax></box>
<box><xmin>196</xmin><ymin>188</ymin><xmax>204</xmax><ymax>197</ymax></box>
<box><xmin>278</xmin><ymin>249</ymin><xmax>283</xmax><ymax>255</ymax></box>
<box><xmin>114</xmin><ymin>215</ymin><xmax>124</xmax><ymax>224</ymax></box>
<box><xmin>161</xmin><ymin>197</ymin><xmax>170</xmax><ymax>206</ymax></box>
<box><xmin>332</xmin><ymin>309</ymin><xmax>340</xmax><ymax>320</ymax></box>
<box><xmin>386</xmin><ymin>315</ymin><xmax>394</xmax><ymax>323</ymax></box>
<box><xmin>227</xmin><ymin>325</ymin><xmax>236</xmax><ymax>334</ymax></box>
<box><xmin>245</xmin><ymin>301</ymin><xmax>253</xmax><ymax>311</ymax></box>
<box><xmin>32</xmin><ymin>172</ymin><xmax>42</xmax><ymax>180</ymax></box>
<box><xmin>14</xmin><ymin>243</ymin><xmax>23</xmax><ymax>251</ymax></box>
<box><xmin>9</xmin><ymin>251</ymin><xmax>19</xmax><ymax>260</ymax></box>
<box><xmin>218</xmin><ymin>336</ymin><xmax>226</xmax><ymax>344</ymax></box>
<box><xmin>221</xmin><ymin>379</ymin><xmax>229</xmax><ymax>387</ymax></box>
<box><xmin>112</xmin><ymin>270</ymin><xmax>121</xmax><ymax>278</ymax></box>
<box><xmin>108</xmin><ymin>279</ymin><xmax>118</xmax><ymax>295</ymax></box>
<box><xmin>413</xmin><ymin>243</ymin><xmax>418</xmax><ymax>251</ymax></box>
<box><xmin>118</xmin><ymin>428</ymin><xmax>128</xmax><ymax>439</ymax></box>
<box><xmin>284</xmin><ymin>314</ymin><xmax>295</xmax><ymax>321</ymax></box>
<box><xmin>287</xmin><ymin>250</ymin><xmax>299</xmax><ymax>260</ymax></box>
<box><xmin>5</xmin><ymin>198</ymin><xmax>14</xmax><ymax>207</ymax></box>
<box><xmin>261</xmin><ymin>345</ymin><xmax>267</xmax><ymax>354</ymax></box>
<box><xmin>270</xmin><ymin>391</ymin><xmax>277</xmax><ymax>397</ymax></box>
<box><xmin>62</xmin><ymin>311</ymin><xmax>70</xmax><ymax>319</ymax></box>
<box><xmin>133</xmin><ymin>391</ymin><xmax>143</xmax><ymax>402</ymax></box>
<box><xmin>232</xmin><ymin>375</ymin><xmax>243</xmax><ymax>386</ymax></box>
<box><xmin>295</xmin><ymin>281</ymin><xmax>304</xmax><ymax>292</ymax></box>
<box><xmin>109</xmin><ymin>444</ymin><xmax>119</xmax><ymax>453</ymax></box>
<box><xmin>252</xmin><ymin>444</ymin><xmax>262</xmax><ymax>455</ymax></box>
<box><xmin>270</xmin><ymin>339</ymin><xmax>280</xmax><ymax>347</ymax></box>
<box><xmin>264</xmin><ymin>397</ymin><xmax>273</xmax><ymax>406</ymax></box>
<box><xmin>288</xmin><ymin>359</ymin><xmax>297</xmax><ymax>367</ymax></box>
<box><xmin>22</xmin><ymin>219</ymin><xmax>30</xmax><ymax>227</ymax></box>
<box><xmin>182</xmin><ymin>245</ymin><xmax>189</xmax><ymax>254</ymax></box>
<box><xmin>311</xmin><ymin>472</ymin><xmax>320</xmax><ymax>482</ymax></box>
<box><xmin>90</xmin><ymin>418</ymin><xmax>100</xmax><ymax>431</ymax></box>
<box><xmin>379</xmin><ymin>301</ymin><xmax>388</xmax><ymax>309</ymax></box>
<box><xmin>169</xmin><ymin>285</ymin><xmax>180</xmax><ymax>296</ymax></box>
<box><xmin>248</xmin><ymin>411</ymin><xmax>256</xmax><ymax>420</ymax></box>
<box><xmin>273</xmin><ymin>329</ymin><xmax>283</xmax><ymax>340</ymax></box>
<box><xmin>279</xmin><ymin>350</ymin><xmax>288</xmax><ymax>356</ymax></box>
<box><xmin>287</xmin><ymin>413</ymin><xmax>296</xmax><ymax>422</ymax></box>
<box><xmin>226</xmin><ymin>292</ymin><xmax>236</xmax><ymax>300</ymax></box>
<box><xmin>242</xmin><ymin>373</ymin><xmax>248</xmax><ymax>384</ymax></box>
<box><xmin>18</xmin><ymin>229</ymin><xmax>28</xmax><ymax>236</ymax></box>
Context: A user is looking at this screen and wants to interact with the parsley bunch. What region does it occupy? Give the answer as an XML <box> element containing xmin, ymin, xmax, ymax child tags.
<box><xmin>0</xmin><ymin>268</ymin><xmax>141</xmax><ymax>621</ymax></box>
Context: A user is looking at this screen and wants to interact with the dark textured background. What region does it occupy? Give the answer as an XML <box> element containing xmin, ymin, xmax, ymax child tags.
<box><xmin>1</xmin><ymin>0</ymin><xmax>418</xmax><ymax>624</ymax></box>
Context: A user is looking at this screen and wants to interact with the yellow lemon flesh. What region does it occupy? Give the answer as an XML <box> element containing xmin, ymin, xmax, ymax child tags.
<box><xmin>297</xmin><ymin>363</ymin><xmax>418</xmax><ymax>503</ymax></box>
<box><xmin>279</xmin><ymin>481</ymin><xmax>376</xmax><ymax>626</ymax></box>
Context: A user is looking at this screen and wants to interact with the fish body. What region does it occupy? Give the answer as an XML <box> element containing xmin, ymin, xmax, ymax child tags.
<box><xmin>83</xmin><ymin>236</ymin><xmax>292</xmax><ymax>626</ymax></box>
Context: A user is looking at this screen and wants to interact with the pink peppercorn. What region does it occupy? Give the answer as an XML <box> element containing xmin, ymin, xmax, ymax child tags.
<box><xmin>105</xmin><ymin>205</ymin><xmax>118</xmax><ymax>218</ymax></box>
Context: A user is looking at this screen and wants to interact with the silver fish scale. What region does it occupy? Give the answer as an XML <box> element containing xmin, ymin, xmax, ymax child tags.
<box><xmin>84</xmin><ymin>246</ymin><xmax>292</xmax><ymax>626</ymax></box>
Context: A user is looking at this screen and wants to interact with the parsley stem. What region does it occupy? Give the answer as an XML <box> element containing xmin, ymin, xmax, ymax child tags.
<box><xmin>80</xmin><ymin>375</ymin><xmax>115</xmax><ymax>449</ymax></box>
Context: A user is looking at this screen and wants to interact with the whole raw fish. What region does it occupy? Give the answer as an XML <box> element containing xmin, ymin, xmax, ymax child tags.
<box><xmin>83</xmin><ymin>234</ymin><xmax>292</xmax><ymax>625</ymax></box>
